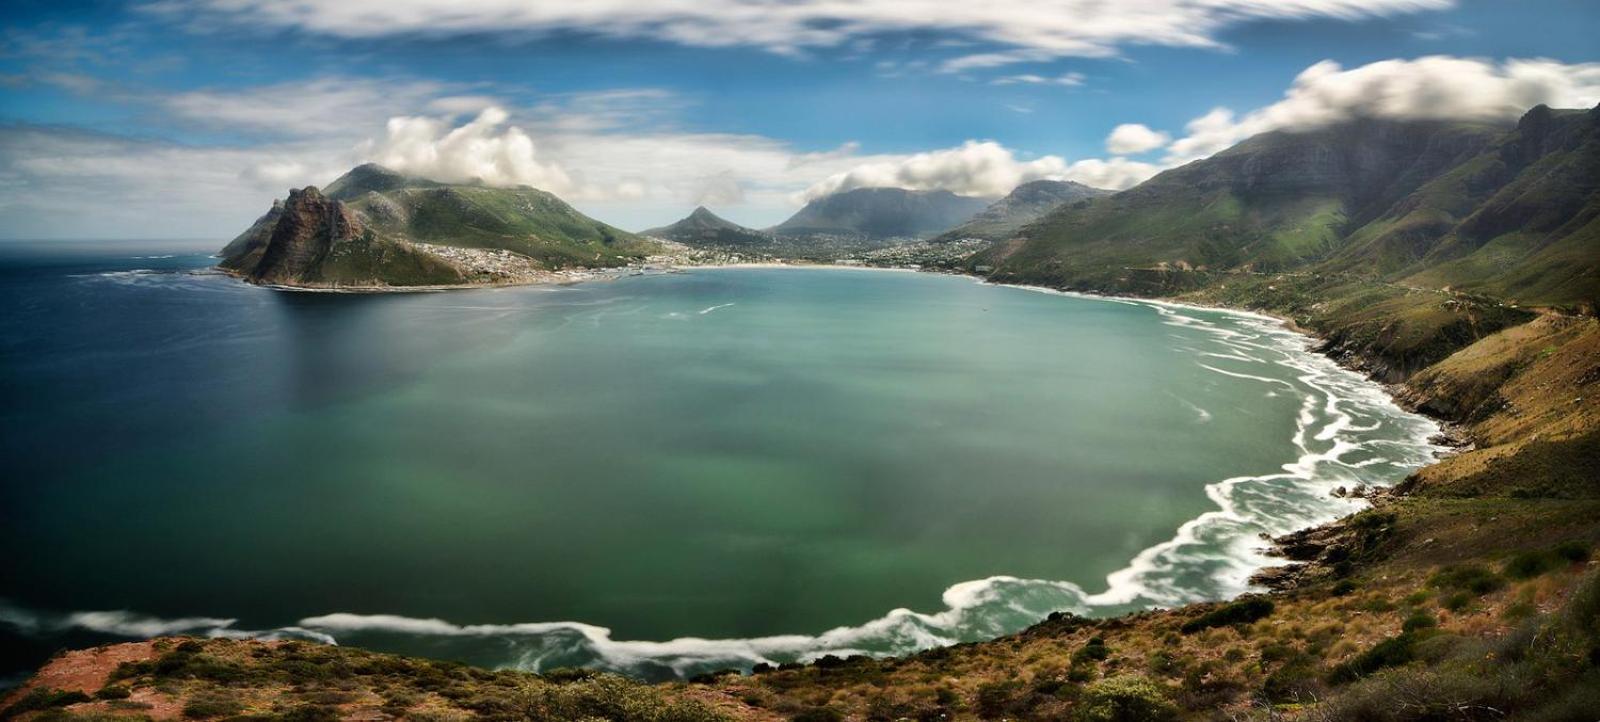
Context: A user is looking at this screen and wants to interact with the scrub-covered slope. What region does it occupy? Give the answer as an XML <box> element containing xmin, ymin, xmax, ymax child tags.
<box><xmin>978</xmin><ymin>105</ymin><xmax>1599</xmax><ymax>312</ymax></box>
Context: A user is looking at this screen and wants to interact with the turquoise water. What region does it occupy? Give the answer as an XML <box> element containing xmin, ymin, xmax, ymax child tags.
<box><xmin>0</xmin><ymin>251</ymin><xmax>1438</xmax><ymax>681</ymax></box>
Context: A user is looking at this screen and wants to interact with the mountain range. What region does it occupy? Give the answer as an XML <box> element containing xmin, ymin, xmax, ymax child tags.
<box><xmin>933</xmin><ymin>179</ymin><xmax>1109</xmax><ymax>243</ymax></box>
<box><xmin>977</xmin><ymin>105</ymin><xmax>1598</xmax><ymax>312</ymax></box>
<box><xmin>770</xmin><ymin>187</ymin><xmax>992</xmax><ymax>241</ymax></box>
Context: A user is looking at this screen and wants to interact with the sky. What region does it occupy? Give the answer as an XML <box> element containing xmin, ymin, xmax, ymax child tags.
<box><xmin>0</xmin><ymin>0</ymin><xmax>1597</xmax><ymax>241</ymax></box>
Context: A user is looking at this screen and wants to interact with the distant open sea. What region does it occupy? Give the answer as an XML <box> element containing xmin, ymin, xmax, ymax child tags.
<box><xmin>0</xmin><ymin>244</ymin><xmax>1439</xmax><ymax>682</ymax></box>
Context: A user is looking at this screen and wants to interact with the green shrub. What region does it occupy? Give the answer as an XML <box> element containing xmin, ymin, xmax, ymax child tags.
<box><xmin>1321</xmin><ymin>666</ymin><xmax>1506</xmax><ymax>722</ymax></box>
<box><xmin>94</xmin><ymin>685</ymin><xmax>132</xmax><ymax>700</ymax></box>
<box><xmin>1261</xmin><ymin>656</ymin><xmax>1319</xmax><ymax>704</ymax></box>
<box><xmin>1554</xmin><ymin>541</ymin><xmax>1591</xmax><ymax>563</ymax></box>
<box><xmin>1557</xmin><ymin>569</ymin><xmax>1600</xmax><ymax>638</ymax></box>
<box><xmin>1327</xmin><ymin>632</ymin><xmax>1428</xmax><ymax>684</ymax></box>
<box><xmin>1429</xmin><ymin>564</ymin><xmax>1504</xmax><ymax>595</ymax></box>
<box><xmin>791</xmin><ymin>707</ymin><xmax>843</xmax><ymax>722</ymax></box>
<box><xmin>180</xmin><ymin>691</ymin><xmax>244</xmax><ymax>719</ymax></box>
<box><xmin>975</xmin><ymin>680</ymin><xmax>1024</xmax><ymax>719</ymax></box>
<box><xmin>1073</xmin><ymin>637</ymin><xmax>1112</xmax><ymax>664</ymax></box>
<box><xmin>1180</xmin><ymin>598</ymin><xmax>1274</xmax><ymax>634</ymax></box>
<box><xmin>1442</xmin><ymin>591</ymin><xmax>1475</xmax><ymax>612</ymax></box>
<box><xmin>1</xmin><ymin>688</ymin><xmax>93</xmax><ymax>717</ymax></box>
<box><xmin>1402</xmin><ymin>611</ymin><xmax>1437</xmax><ymax>633</ymax></box>
<box><xmin>1074</xmin><ymin>676</ymin><xmax>1177</xmax><ymax>722</ymax></box>
<box><xmin>1516</xmin><ymin>675</ymin><xmax>1600</xmax><ymax>722</ymax></box>
<box><xmin>1506</xmin><ymin>550</ymin><xmax>1563</xmax><ymax>579</ymax></box>
<box><xmin>1331</xmin><ymin>579</ymin><xmax>1358</xmax><ymax>597</ymax></box>
<box><xmin>276</xmin><ymin>705</ymin><xmax>341</xmax><ymax>722</ymax></box>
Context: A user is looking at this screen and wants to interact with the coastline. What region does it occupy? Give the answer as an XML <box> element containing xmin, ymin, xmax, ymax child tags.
<box><xmin>216</xmin><ymin>265</ymin><xmax>662</xmax><ymax>293</ymax></box>
<box><xmin>9</xmin><ymin>261</ymin><xmax>1448</xmax><ymax>681</ymax></box>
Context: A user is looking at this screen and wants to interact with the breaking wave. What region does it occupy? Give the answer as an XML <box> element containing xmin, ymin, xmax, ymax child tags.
<box><xmin>1</xmin><ymin>288</ymin><xmax>1441</xmax><ymax>681</ymax></box>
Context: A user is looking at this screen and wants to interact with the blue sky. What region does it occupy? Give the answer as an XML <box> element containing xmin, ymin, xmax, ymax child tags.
<box><xmin>1</xmin><ymin>0</ymin><xmax>1597</xmax><ymax>240</ymax></box>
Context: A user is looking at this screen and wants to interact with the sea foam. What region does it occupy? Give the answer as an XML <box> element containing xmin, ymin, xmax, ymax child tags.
<box><xmin>0</xmin><ymin>286</ymin><xmax>1441</xmax><ymax>680</ymax></box>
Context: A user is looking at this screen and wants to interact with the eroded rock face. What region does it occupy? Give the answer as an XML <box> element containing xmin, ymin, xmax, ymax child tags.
<box><xmin>249</xmin><ymin>187</ymin><xmax>363</xmax><ymax>285</ymax></box>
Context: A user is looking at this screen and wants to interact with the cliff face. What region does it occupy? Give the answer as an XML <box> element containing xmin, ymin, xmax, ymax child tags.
<box><xmin>247</xmin><ymin>187</ymin><xmax>363</xmax><ymax>285</ymax></box>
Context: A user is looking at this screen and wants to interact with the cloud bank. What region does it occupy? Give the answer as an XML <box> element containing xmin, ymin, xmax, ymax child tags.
<box><xmin>1163</xmin><ymin>56</ymin><xmax>1600</xmax><ymax>163</ymax></box>
<box><xmin>358</xmin><ymin>107</ymin><xmax>575</xmax><ymax>192</ymax></box>
<box><xmin>153</xmin><ymin>0</ymin><xmax>1453</xmax><ymax>67</ymax></box>
<box><xmin>802</xmin><ymin>141</ymin><xmax>1068</xmax><ymax>200</ymax></box>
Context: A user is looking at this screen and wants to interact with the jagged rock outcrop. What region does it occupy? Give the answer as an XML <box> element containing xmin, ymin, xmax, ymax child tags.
<box><xmin>248</xmin><ymin>187</ymin><xmax>363</xmax><ymax>285</ymax></box>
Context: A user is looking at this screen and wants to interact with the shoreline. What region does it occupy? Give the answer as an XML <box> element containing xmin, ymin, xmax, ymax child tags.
<box><xmin>8</xmin><ymin>261</ymin><xmax>1448</xmax><ymax>681</ymax></box>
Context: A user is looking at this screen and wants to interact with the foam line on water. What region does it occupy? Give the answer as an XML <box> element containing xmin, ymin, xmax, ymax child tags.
<box><xmin>1</xmin><ymin>282</ymin><xmax>1442</xmax><ymax>680</ymax></box>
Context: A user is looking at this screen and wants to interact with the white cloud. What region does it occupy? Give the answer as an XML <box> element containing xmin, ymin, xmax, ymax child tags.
<box><xmin>357</xmin><ymin>107</ymin><xmax>576</xmax><ymax>192</ymax></box>
<box><xmin>1164</xmin><ymin>56</ymin><xmax>1600</xmax><ymax>163</ymax></box>
<box><xmin>798</xmin><ymin>141</ymin><xmax>1161</xmax><ymax>200</ymax></box>
<box><xmin>1057</xmin><ymin>157</ymin><xmax>1163</xmax><ymax>190</ymax></box>
<box><xmin>1105</xmin><ymin>124</ymin><xmax>1171</xmax><ymax>154</ymax></box>
<box><xmin>14</xmin><ymin>54</ymin><xmax>1597</xmax><ymax>240</ymax></box>
<box><xmin>152</xmin><ymin>0</ymin><xmax>1453</xmax><ymax>67</ymax></box>
<box><xmin>991</xmin><ymin>73</ymin><xmax>1086</xmax><ymax>87</ymax></box>
<box><xmin>802</xmin><ymin>141</ymin><xmax>1065</xmax><ymax>200</ymax></box>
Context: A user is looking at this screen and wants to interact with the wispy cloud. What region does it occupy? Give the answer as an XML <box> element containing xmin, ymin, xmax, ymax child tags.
<box><xmin>147</xmin><ymin>0</ymin><xmax>1456</xmax><ymax>68</ymax></box>
<box><xmin>990</xmin><ymin>73</ymin><xmax>1086</xmax><ymax>87</ymax></box>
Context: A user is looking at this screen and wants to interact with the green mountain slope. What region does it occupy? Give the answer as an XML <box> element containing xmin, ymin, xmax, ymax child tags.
<box><xmin>976</xmin><ymin>118</ymin><xmax>1506</xmax><ymax>287</ymax></box>
<box><xmin>970</xmin><ymin>106</ymin><xmax>1599</xmax><ymax>379</ymax></box>
<box><xmin>773</xmin><ymin>187</ymin><xmax>991</xmax><ymax>240</ymax></box>
<box><xmin>933</xmin><ymin>179</ymin><xmax>1109</xmax><ymax>243</ymax></box>
<box><xmin>220</xmin><ymin>164</ymin><xmax>657</xmax><ymax>287</ymax></box>
<box><xmin>978</xmin><ymin>106</ymin><xmax>1599</xmax><ymax>312</ymax></box>
<box><xmin>1360</xmin><ymin>106</ymin><xmax>1600</xmax><ymax>307</ymax></box>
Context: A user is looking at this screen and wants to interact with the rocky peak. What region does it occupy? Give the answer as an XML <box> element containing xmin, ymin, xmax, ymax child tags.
<box><xmin>250</xmin><ymin>186</ymin><xmax>364</xmax><ymax>284</ymax></box>
<box><xmin>324</xmin><ymin>163</ymin><xmax>420</xmax><ymax>201</ymax></box>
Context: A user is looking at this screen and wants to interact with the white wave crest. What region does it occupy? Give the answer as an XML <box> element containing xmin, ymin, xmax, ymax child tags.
<box><xmin>3</xmin><ymin>283</ymin><xmax>1441</xmax><ymax>680</ymax></box>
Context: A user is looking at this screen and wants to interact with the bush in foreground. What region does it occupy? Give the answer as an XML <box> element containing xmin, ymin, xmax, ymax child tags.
<box><xmin>1075</xmin><ymin>676</ymin><xmax>1177</xmax><ymax>722</ymax></box>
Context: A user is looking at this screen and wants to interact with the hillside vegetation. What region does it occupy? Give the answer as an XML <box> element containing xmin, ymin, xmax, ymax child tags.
<box><xmin>220</xmin><ymin>164</ymin><xmax>658</xmax><ymax>288</ymax></box>
<box><xmin>976</xmin><ymin>106</ymin><xmax>1598</xmax><ymax>315</ymax></box>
